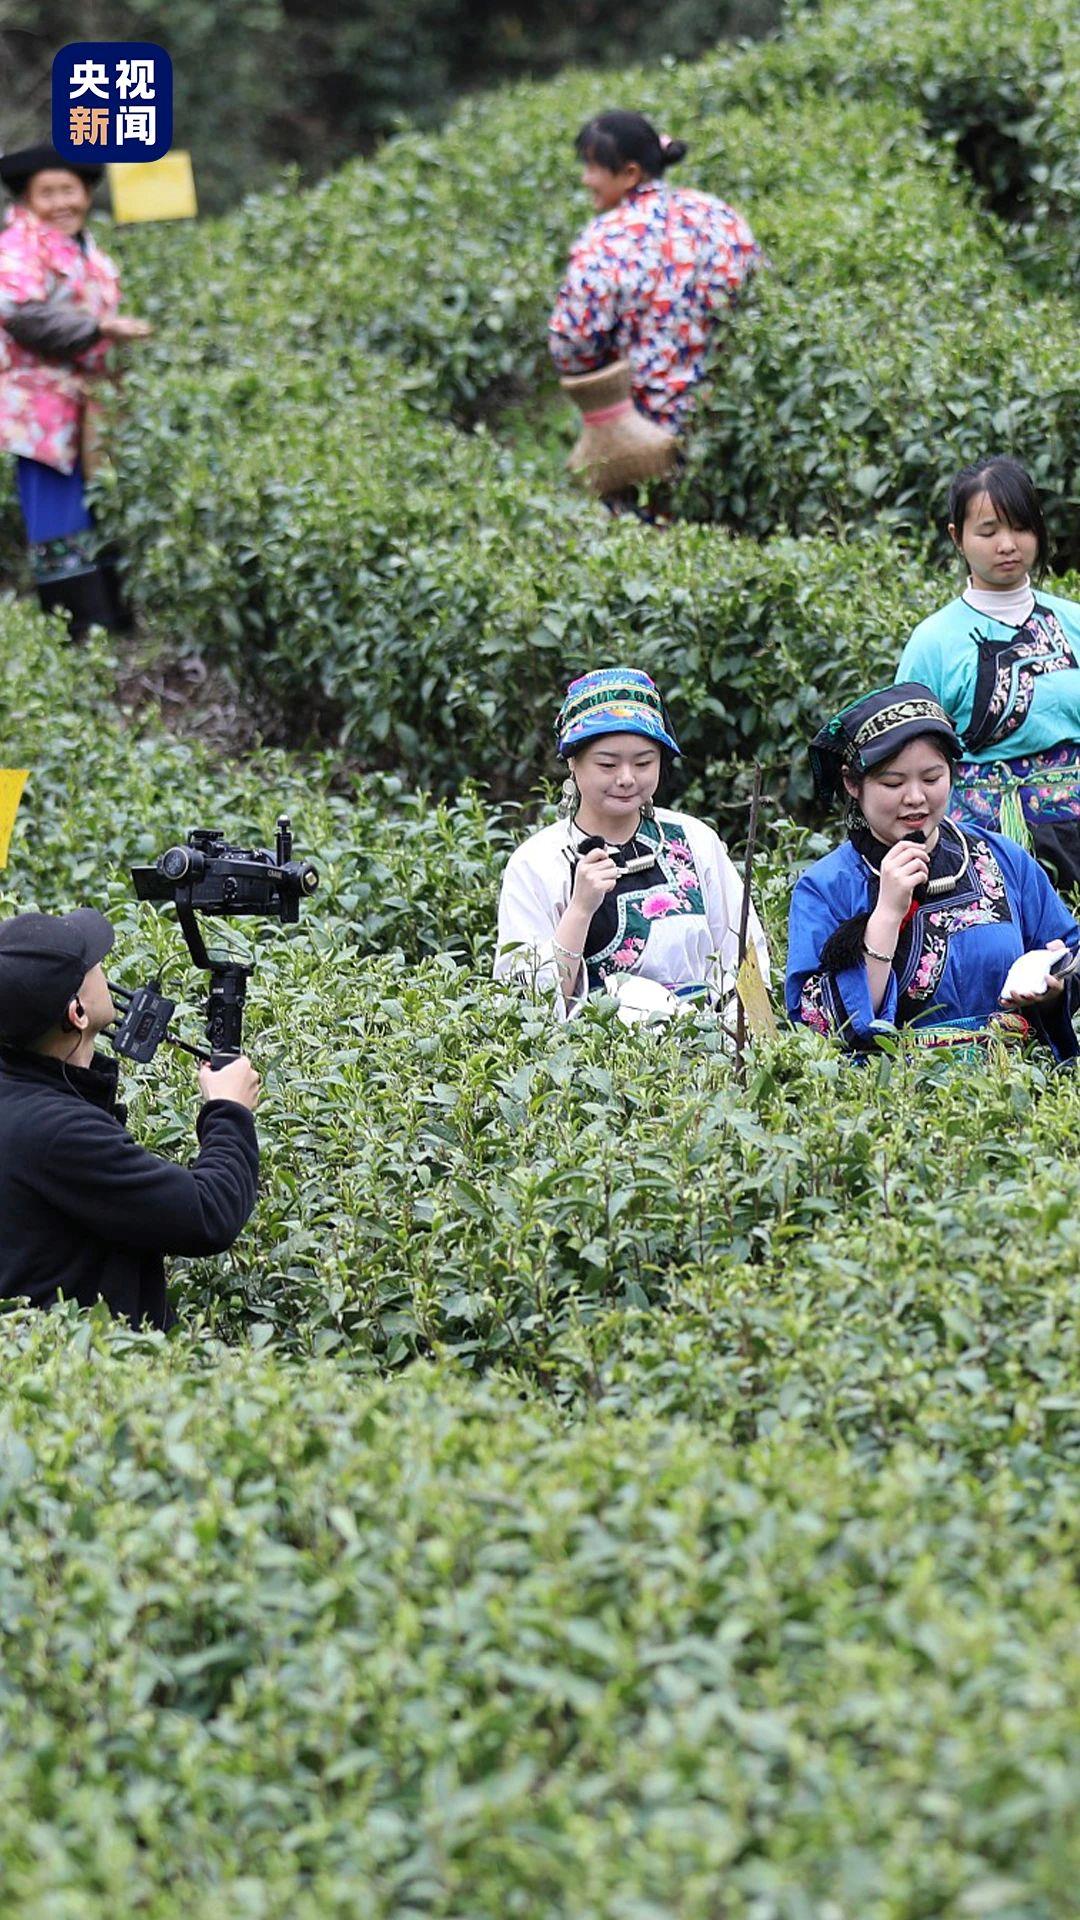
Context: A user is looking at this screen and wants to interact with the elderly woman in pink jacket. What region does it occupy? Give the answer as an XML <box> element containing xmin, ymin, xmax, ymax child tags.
<box><xmin>0</xmin><ymin>143</ymin><xmax>152</xmax><ymax>633</ymax></box>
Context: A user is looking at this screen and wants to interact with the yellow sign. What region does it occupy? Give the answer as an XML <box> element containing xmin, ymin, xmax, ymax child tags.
<box><xmin>0</xmin><ymin>771</ymin><xmax>27</xmax><ymax>869</ymax></box>
<box><xmin>736</xmin><ymin>943</ymin><xmax>779</xmax><ymax>1040</ymax></box>
<box><xmin>108</xmin><ymin>151</ymin><xmax>197</xmax><ymax>224</ymax></box>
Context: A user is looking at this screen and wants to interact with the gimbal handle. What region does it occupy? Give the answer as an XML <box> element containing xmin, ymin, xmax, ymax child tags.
<box><xmin>205</xmin><ymin>958</ymin><xmax>253</xmax><ymax>1069</ymax></box>
<box><xmin>173</xmin><ymin>893</ymin><xmax>254</xmax><ymax>1068</ymax></box>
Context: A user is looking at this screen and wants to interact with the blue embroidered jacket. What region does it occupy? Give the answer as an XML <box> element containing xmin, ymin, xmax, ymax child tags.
<box><xmin>786</xmin><ymin>827</ymin><xmax>1080</xmax><ymax>1059</ymax></box>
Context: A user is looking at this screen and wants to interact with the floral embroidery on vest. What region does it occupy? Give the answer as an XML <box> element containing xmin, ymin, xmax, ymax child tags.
<box><xmin>798</xmin><ymin>970</ymin><xmax>836</xmax><ymax>1036</ymax></box>
<box><xmin>585</xmin><ymin>822</ymin><xmax>704</xmax><ymax>990</ymax></box>
<box><xmin>964</xmin><ymin>605</ymin><xmax>1078</xmax><ymax>753</ymax></box>
<box><xmin>898</xmin><ymin>836</ymin><xmax>1012</xmax><ymax>1011</ymax></box>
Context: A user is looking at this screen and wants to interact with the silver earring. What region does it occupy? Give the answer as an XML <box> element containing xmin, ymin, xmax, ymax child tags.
<box><xmin>557</xmin><ymin>776</ymin><xmax>579</xmax><ymax>821</ymax></box>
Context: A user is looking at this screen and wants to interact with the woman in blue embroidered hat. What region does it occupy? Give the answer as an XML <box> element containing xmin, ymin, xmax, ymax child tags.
<box><xmin>495</xmin><ymin>667</ymin><xmax>768</xmax><ymax>1018</ymax></box>
<box><xmin>786</xmin><ymin>682</ymin><xmax>1080</xmax><ymax>1059</ymax></box>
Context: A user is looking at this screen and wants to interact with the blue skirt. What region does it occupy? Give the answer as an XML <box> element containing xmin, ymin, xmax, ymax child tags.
<box><xmin>15</xmin><ymin>456</ymin><xmax>93</xmax><ymax>542</ymax></box>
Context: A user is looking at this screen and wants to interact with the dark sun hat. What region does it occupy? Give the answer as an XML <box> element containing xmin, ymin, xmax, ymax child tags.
<box><xmin>0</xmin><ymin>145</ymin><xmax>105</xmax><ymax>195</ymax></box>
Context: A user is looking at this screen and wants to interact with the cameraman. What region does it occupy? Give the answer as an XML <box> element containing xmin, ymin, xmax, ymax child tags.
<box><xmin>0</xmin><ymin>908</ymin><xmax>260</xmax><ymax>1328</ymax></box>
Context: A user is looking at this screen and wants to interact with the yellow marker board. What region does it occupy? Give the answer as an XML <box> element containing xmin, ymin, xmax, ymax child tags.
<box><xmin>0</xmin><ymin>771</ymin><xmax>27</xmax><ymax>868</ymax></box>
<box><xmin>736</xmin><ymin>942</ymin><xmax>779</xmax><ymax>1040</ymax></box>
<box><xmin>108</xmin><ymin>152</ymin><xmax>198</xmax><ymax>225</ymax></box>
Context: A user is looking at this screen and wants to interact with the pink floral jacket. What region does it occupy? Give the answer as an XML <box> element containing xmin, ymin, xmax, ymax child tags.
<box><xmin>0</xmin><ymin>206</ymin><xmax>120</xmax><ymax>474</ymax></box>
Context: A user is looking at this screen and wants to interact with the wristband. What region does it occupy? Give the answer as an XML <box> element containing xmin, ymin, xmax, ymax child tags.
<box><xmin>552</xmin><ymin>939</ymin><xmax>584</xmax><ymax>965</ymax></box>
<box><xmin>863</xmin><ymin>942</ymin><xmax>895</xmax><ymax>964</ymax></box>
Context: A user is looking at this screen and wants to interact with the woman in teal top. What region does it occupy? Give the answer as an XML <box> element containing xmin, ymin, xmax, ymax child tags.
<box><xmin>898</xmin><ymin>456</ymin><xmax>1080</xmax><ymax>891</ymax></box>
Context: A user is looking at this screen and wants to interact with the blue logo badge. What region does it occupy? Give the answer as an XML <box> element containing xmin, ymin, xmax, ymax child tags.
<box><xmin>52</xmin><ymin>44</ymin><xmax>173</xmax><ymax>164</ymax></box>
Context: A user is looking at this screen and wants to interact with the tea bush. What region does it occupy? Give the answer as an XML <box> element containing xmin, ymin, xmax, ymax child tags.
<box><xmin>4</xmin><ymin>9</ymin><xmax>1080</xmax><ymax>1908</ymax></box>
<box><xmin>55</xmin><ymin>4</ymin><xmax>1078</xmax><ymax>781</ymax></box>
<box><xmin>0</xmin><ymin>1314</ymin><xmax>1078</xmax><ymax>1918</ymax></box>
<box><xmin>96</xmin><ymin>350</ymin><xmax>958</xmax><ymax>800</ymax></box>
<box><xmin>6</xmin><ymin>593</ymin><xmax>1080</xmax><ymax>1444</ymax></box>
<box><xmin>0</xmin><ymin>595</ymin><xmax>511</xmax><ymax>964</ymax></box>
<box><xmin>736</xmin><ymin>0</ymin><xmax>1080</xmax><ymax>287</ymax></box>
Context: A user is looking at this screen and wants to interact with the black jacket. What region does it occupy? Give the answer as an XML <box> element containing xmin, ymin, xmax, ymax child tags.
<box><xmin>0</xmin><ymin>1047</ymin><xmax>259</xmax><ymax>1328</ymax></box>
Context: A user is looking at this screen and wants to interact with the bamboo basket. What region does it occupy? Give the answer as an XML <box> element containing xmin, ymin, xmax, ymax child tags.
<box><xmin>560</xmin><ymin>360</ymin><xmax>678</xmax><ymax>496</ymax></box>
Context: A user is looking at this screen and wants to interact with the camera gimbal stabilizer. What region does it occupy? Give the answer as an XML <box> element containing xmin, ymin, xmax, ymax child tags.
<box><xmin>109</xmin><ymin>816</ymin><xmax>319</xmax><ymax>1069</ymax></box>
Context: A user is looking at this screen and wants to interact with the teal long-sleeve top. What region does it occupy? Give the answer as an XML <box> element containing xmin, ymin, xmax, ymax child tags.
<box><xmin>897</xmin><ymin>589</ymin><xmax>1080</xmax><ymax>761</ymax></box>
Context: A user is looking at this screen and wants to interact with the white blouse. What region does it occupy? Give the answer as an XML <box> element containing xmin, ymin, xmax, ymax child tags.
<box><xmin>494</xmin><ymin>806</ymin><xmax>770</xmax><ymax>1019</ymax></box>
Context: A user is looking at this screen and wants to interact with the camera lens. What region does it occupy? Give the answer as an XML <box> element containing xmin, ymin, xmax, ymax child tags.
<box><xmin>159</xmin><ymin>846</ymin><xmax>192</xmax><ymax>881</ymax></box>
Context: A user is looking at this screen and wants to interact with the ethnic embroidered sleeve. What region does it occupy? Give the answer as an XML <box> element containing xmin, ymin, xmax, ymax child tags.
<box><xmin>786</xmin><ymin>861</ymin><xmax>898</xmax><ymax>1046</ymax></box>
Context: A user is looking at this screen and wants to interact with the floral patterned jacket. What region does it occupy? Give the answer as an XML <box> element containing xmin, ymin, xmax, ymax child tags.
<box><xmin>0</xmin><ymin>206</ymin><xmax>120</xmax><ymax>474</ymax></box>
<box><xmin>548</xmin><ymin>181</ymin><xmax>761</xmax><ymax>433</ymax></box>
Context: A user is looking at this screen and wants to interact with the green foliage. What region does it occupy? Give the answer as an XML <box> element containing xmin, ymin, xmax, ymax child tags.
<box><xmin>753</xmin><ymin>0</ymin><xmax>1080</xmax><ymax>286</ymax></box>
<box><xmin>2</xmin><ymin>0</ymin><xmax>780</xmax><ymax>213</ymax></box>
<box><xmin>62</xmin><ymin>2</ymin><xmax>1080</xmax><ymax>780</ymax></box>
<box><xmin>4</xmin><ymin>597</ymin><xmax>1080</xmax><ymax>1430</ymax></box>
<box><xmin>4</xmin><ymin>9</ymin><xmax>1080</xmax><ymax>1908</ymax></box>
<box><xmin>0</xmin><ymin>594</ymin><xmax>510</xmax><ymax>964</ymax></box>
<box><xmin>0</xmin><ymin>1315</ymin><xmax>1078</xmax><ymax>1916</ymax></box>
<box><xmin>93</xmin><ymin>337</ymin><xmax>954</xmax><ymax>798</ymax></box>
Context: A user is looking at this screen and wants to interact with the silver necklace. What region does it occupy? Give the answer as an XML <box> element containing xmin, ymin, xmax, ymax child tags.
<box><xmin>920</xmin><ymin>819</ymin><xmax>971</xmax><ymax>897</ymax></box>
<box><xmin>861</xmin><ymin>819</ymin><xmax>970</xmax><ymax>896</ymax></box>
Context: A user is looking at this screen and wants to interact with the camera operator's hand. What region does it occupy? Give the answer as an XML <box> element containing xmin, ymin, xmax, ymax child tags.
<box><xmin>199</xmin><ymin>1056</ymin><xmax>260</xmax><ymax>1112</ymax></box>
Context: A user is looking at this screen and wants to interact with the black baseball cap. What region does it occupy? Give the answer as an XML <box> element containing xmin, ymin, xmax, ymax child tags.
<box><xmin>0</xmin><ymin>909</ymin><xmax>115</xmax><ymax>1047</ymax></box>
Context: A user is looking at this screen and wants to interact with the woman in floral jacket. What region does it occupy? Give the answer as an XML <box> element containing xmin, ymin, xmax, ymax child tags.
<box><xmin>0</xmin><ymin>144</ymin><xmax>152</xmax><ymax>631</ymax></box>
<box><xmin>495</xmin><ymin>666</ymin><xmax>768</xmax><ymax>1019</ymax></box>
<box><xmin>549</xmin><ymin>110</ymin><xmax>760</xmax><ymax>435</ymax></box>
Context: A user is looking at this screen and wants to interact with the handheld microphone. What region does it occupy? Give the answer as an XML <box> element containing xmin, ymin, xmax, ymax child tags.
<box><xmin>576</xmin><ymin>834</ymin><xmax>630</xmax><ymax>868</ymax></box>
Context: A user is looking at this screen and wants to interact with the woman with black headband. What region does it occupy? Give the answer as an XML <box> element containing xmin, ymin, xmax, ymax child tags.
<box><xmin>786</xmin><ymin>683</ymin><xmax>1080</xmax><ymax>1059</ymax></box>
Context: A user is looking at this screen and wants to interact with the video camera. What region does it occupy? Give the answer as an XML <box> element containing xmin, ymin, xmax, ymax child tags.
<box><xmin>110</xmin><ymin>815</ymin><xmax>318</xmax><ymax>1068</ymax></box>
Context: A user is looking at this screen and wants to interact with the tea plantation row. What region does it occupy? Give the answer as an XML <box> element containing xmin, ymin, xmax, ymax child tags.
<box><xmin>6</xmin><ymin>593</ymin><xmax>1080</xmax><ymax>1445</ymax></box>
<box><xmin>60</xmin><ymin>0</ymin><xmax>1076</xmax><ymax>784</ymax></box>
<box><xmin>3</xmin><ymin>2</ymin><xmax>1080</xmax><ymax>1907</ymax></box>
<box><xmin>4</xmin><ymin>507</ymin><xmax>1080</xmax><ymax>1915</ymax></box>
<box><xmin>0</xmin><ymin>1310</ymin><xmax>1076</xmax><ymax>1919</ymax></box>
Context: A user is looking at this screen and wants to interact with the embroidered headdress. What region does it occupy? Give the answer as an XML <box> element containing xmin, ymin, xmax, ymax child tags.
<box><xmin>555</xmin><ymin>666</ymin><xmax>680</xmax><ymax>758</ymax></box>
<box><xmin>809</xmin><ymin>682</ymin><xmax>962</xmax><ymax>803</ymax></box>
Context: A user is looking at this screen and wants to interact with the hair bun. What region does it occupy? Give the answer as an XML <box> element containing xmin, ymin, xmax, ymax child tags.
<box><xmin>658</xmin><ymin>135</ymin><xmax>688</xmax><ymax>168</ymax></box>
